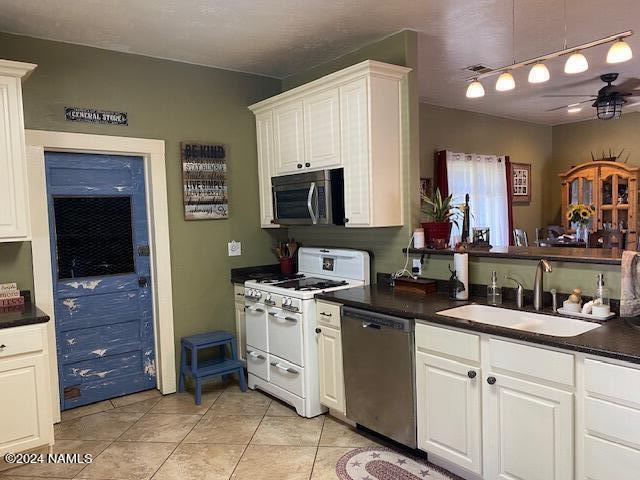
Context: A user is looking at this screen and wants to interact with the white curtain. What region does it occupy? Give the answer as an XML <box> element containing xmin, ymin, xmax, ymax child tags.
<box><xmin>446</xmin><ymin>151</ymin><xmax>510</xmax><ymax>247</ymax></box>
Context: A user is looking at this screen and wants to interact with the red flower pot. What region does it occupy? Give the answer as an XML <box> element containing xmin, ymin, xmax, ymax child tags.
<box><xmin>422</xmin><ymin>221</ymin><xmax>452</xmax><ymax>246</ymax></box>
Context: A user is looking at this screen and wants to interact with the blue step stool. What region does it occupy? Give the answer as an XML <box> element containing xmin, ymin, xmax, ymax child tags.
<box><xmin>178</xmin><ymin>331</ymin><xmax>246</xmax><ymax>404</ymax></box>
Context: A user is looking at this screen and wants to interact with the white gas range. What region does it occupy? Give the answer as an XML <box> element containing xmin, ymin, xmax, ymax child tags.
<box><xmin>244</xmin><ymin>247</ymin><xmax>370</xmax><ymax>418</ymax></box>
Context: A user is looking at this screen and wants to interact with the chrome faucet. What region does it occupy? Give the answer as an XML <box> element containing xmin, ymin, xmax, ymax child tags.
<box><xmin>533</xmin><ymin>259</ymin><xmax>552</xmax><ymax>310</ymax></box>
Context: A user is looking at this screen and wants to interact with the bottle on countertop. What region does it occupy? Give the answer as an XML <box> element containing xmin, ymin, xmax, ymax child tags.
<box><xmin>487</xmin><ymin>270</ymin><xmax>502</xmax><ymax>305</ymax></box>
<box><xmin>592</xmin><ymin>273</ymin><xmax>611</xmax><ymax>316</ymax></box>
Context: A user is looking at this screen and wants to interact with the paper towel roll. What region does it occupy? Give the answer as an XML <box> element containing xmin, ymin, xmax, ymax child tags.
<box><xmin>454</xmin><ymin>253</ymin><xmax>469</xmax><ymax>300</ymax></box>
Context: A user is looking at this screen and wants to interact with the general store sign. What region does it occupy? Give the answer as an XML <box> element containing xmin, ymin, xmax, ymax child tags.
<box><xmin>65</xmin><ymin>106</ymin><xmax>128</xmax><ymax>126</ymax></box>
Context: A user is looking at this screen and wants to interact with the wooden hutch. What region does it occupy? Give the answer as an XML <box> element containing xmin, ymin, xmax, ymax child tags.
<box><xmin>559</xmin><ymin>161</ymin><xmax>639</xmax><ymax>250</ymax></box>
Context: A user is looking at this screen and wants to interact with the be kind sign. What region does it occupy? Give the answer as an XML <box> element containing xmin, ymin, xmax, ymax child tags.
<box><xmin>181</xmin><ymin>142</ymin><xmax>228</xmax><ymax>220</ymax></box>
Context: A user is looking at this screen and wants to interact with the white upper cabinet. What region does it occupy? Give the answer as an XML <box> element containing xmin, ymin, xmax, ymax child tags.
<box><xmin>255</xmin><ymin>111</ymin><xmax>279</xmax><ymax>228</ymax></box>
<box><xmin>273</xmin><ymin>100</ymin><xmax>305</xmax><ymax>175</ymax></box>
<box><xmin>303</xmin><ymin>87</ymin><xmax>341</xmax><ymax>171</ymax></box>
<box><xmin>0</xmin><ymin>60</ymin><xmax>36</xmax><ymax>242</ymax></box>
<box><xmin>249</xmin><ymin>60</ymin><xmax>410</xmax><ymax>228</ymax></box>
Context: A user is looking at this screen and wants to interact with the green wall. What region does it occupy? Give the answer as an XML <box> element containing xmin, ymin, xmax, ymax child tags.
<box><xmin>420</xmin><ymin>103</ymin><xmax>552</xmax><ymax>242</ymax></box>
<box><xmin>285</xmin><ymin>30</ymin><xmax>422</xmax><ymax>275</ymax></box>
<box><xmin>550</xmin><ymin>111</ymin><xmax>640</xmax><ymax>225</ymax></box>
<box><xmin>0</xmin><ymin>32</ymin><xmax>283</xmax><ymax>370</ymax></box>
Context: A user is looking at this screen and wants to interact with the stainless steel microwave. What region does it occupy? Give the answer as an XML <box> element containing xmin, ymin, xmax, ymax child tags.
<box><xmin>272</xmin><ymin>169</ymin><xmax>345</xmax><ymax>225</ymax></box>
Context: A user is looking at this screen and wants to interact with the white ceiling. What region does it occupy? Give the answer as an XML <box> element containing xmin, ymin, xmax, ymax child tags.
<box><xmin>0</xmin><ymin>0</ymin><xmax>639</xmax><ymax>124</ymax></box>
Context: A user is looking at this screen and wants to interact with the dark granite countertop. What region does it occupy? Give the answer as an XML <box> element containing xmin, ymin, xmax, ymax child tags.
<box><xmin>316</xmin><ymin>284</ymin><xmax>640</xmax><ymax>365</ymax></box>
<box><xmin>405</xmin><ymin>246</ymin><xmax>623</xmax><ymax>265</ymax></box>
<box><xmin>230</xmin><ymin>264</ymin><xmax>281</xmax><ymax>284</ymax></box>
<box><xmin>0</xmin><ymin>303</ymin><xmax>50</xmax><ymax>330</ymax></box>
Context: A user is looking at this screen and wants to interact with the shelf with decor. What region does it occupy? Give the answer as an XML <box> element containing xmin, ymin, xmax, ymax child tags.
<box><xmin>560</xmin><ymin>161</ymin><xmax>639</xmax><ymax>250</ymax></box>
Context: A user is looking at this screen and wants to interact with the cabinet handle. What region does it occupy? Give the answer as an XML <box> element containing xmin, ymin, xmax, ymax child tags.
<box><xmin>487</xmin><ymin>376</ymin><xmax>497</xmax><ymax>385</ymax></box>
<box><xmin>315</xmin><ymin>327</ymin><xmax>322</xmax><ymax>334</ymax></box>
<box><xmin>467</xmin><ymin>370</ymin><xmax>477</xmax><ymax>379</ymax></box>
<box><xmin>297</xmin><ymin>164</ymin><xmax>303</xmax><ymax>169</ymax></box>
<box><xmin>320</xmin><ymin>312</ymin><xmax>332</xmax><ymax>317</ymax></box>
<box><xmin>236</xmin><ymin>293</ymin><xmax>244</xmax><ymax>296</ymax></box>
<box><xmin>305</xmin><ymin>162</ymin><xmax>310</xmax><ymax>167</ymax></box>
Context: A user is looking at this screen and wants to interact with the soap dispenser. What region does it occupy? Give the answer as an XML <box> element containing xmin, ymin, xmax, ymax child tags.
<box><xmin>487</xmin><ymin>270</ymin><xmax>502</xmax><ymax>305</ymax></box>
<box><xmin>592</xmin><ymin>273</ymin><xmax>611</xmax><ymax>316</ymax></box>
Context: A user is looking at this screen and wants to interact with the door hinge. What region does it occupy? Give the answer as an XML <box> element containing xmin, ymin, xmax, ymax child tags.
<box><xmin>137</xmin><ymin>245</ymin><xmax>150</xmax><ymax>256</ymax></box>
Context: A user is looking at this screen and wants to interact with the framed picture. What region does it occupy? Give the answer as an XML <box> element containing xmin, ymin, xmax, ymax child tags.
<box><xmin>511</xmin><ymin>163</ymin><xmax>531</xmax><ymax>203</ymax></box>
<box><xmin>181</xmin><ymin>142</ymin><xmax>228</xmax><ymax>220</ymax></box>
<box><xmin>420</xmin><ymin>177</ymin><xmax>433</xmax><ymax>199</ymax></box>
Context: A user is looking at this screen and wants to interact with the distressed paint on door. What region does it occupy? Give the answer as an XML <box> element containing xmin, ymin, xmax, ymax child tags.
<box><xmin>45</xmin><ymin>152</ymin><xmax>156</xmax><ymax>410</ymax></box>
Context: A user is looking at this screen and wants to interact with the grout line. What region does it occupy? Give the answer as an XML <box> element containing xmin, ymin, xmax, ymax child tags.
<box><xmin>227</xmin><ymin>389</ymin><xmax>272</xmax><ymax>479</ymax></box>
<box><xmin>308</xmin><ymin>415</ymin><xmax>327</xmax><ymax>480</ymax></box>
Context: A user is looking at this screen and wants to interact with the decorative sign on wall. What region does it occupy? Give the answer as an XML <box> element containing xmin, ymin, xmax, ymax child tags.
<box><xmin>181</xmin><ymin>142</ymin><xmax>228</xmax><ymax>220</ymax></box>
<box><xmin>65</xmin><ymin>107</ymin><xmax>128</xmax><ymax>125</ymax></box>
<box><xmin>511</xmin><ymin>163</ymin><xmax>531</xmax><ymax>203</ymax></box>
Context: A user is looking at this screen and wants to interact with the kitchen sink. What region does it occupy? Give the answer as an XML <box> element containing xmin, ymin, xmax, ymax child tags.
<box><xmin>436</xmin><ymin>304</ymin><xmax>602</xmax><ymax>337</ymax></box>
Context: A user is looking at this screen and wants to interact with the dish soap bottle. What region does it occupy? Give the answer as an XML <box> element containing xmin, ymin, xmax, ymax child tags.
<box><xmin>487</xmin><ymin>270</ymin><xmax>502</xmax><ymax>305</ymax></box>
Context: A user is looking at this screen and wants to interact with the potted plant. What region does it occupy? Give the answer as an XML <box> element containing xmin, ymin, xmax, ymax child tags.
<box><xmin>567</xmin><ymin>203</ymin><xmax>596</xmax><ymax>243</ymax></box>
<box><xmin>421</xmin><ymin>188</ymin><xmax>462</xmax><ymax>247</ymax></box>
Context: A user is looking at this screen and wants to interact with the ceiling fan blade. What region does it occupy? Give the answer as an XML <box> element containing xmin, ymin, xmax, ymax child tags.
<box><xmin>546</xmin><ymin>99</ymin><xmax>594</xmax><ymax>111</ymax></box>
<box><xmin>617</xmin><ymin>78</ymin><xmax>640</xmax><ymax>93</ymax></box>
<box><xmin>542</xmin><ymin>94</ymin><xmax>595</xmax><ymax>97</ymax></box>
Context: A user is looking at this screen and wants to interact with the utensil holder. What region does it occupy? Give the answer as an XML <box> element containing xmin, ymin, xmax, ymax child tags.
<box><xmin>280</xmin><ymin>257</ymin><xmax>294</xmax><ymax>275</ymax></box>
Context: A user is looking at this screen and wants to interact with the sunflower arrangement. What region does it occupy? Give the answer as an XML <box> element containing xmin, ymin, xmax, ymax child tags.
<box><xmin>567</xmin><ymin>203</ymin><xmax>596</xmax><ymax>225</ymax></box>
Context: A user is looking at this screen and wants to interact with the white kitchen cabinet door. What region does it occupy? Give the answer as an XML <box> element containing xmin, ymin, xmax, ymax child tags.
<box><xmin>303</xmin><ymin>88</ymin><xmax>341</xmax><ymax>171</ymax></box>
<box><xmin>339</xmin><ymin>77</ymin><xmax>370</xmax><ymax>226</ymax></box>
<box><xmin>317</xmin><ymin>325</ymin><xmax>345</xmax><ymax>413</ymax></box>
<box><xmin>0</xmin><ymin>65</ymin><xmax>33</xmax><ymax>241</ymax></box>
<box><xmin>484</xmin><ymin>372</ymin><xmax>573</xmax><ymax>480</ymax></box>
<box><xmin>273</xmin><ymin>100</ymin><xmax>305</xmax><ymax>176</ymax></box>
<box><xmin>255</xmin><ymin>111</ymin><xmax>279</xmax><ymax>228</ymax></box>
<box><xmin>416</xmin><ymin>352</ymin><xmax>482</xmax><ymax>475</ymax></box>
<box><xmin>0</xmin><ymin>352</ymin><xmax>52</xmax><ymax>454</ymax></box>
<box><xmin>234</xmin><ymin>300</ymin><xmax>247</xmax><ymax>362</ymax></box>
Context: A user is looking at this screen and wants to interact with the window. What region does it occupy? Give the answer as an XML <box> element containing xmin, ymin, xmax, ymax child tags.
<box><xmin>446</xmin><ymin>152</ymin><xmax>510</xmax><ymax>247</ymax></box>
<box><xmin>53</xmin><ymin>196</ymin><xmax>135</xmax><ymax>279</ymax></box>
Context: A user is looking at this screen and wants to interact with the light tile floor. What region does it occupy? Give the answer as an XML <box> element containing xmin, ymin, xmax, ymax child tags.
<box><xmin>0</xmin><ymin>381</ymin><xmax>385</xmax><ymax>480</ymax></box>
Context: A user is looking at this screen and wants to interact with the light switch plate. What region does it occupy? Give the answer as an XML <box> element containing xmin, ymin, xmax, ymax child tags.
<box><xmin>412</xmin><ymin>258</ymin><xmax>422</xmax><ymax>276</ymax></box>
<box><xmin>228</xmin><ymin>241</ymin><xmax>242</xmax><ymax>256</ymax></box>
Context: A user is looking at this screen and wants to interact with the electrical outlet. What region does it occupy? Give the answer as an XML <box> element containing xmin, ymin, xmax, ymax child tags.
<box><xmin>228</xmin><ymin>240</ymin><xmax>242</xmax><ymax>257</ymax></box>
<box><xmin>412</xmin><ymin>258</ymin><xmax>422</xmax><ymax>276</ymax></box>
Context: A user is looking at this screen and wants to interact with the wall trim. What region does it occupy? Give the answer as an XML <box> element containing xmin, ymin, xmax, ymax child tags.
<box><xmin>25</xmin><ymin>129</ymin><xmax>176</xmax><ymax>422</ymax></box>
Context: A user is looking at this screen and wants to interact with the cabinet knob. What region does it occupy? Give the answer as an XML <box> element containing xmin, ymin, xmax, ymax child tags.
<box><xmin>344</xmin><ymin>218</ymin><xmax>349</xmax><ymax>223</ymax></box>
<box><xmin>315</xmin><ymin>328</ymin><xmax>322</xmax><ymax>334</ymax></box>
<box><xmin>305</xmin><ymin>162</ymin><xmax>311</xmax><ymax>167</ymax></box>
<box><xmin>467</xmin><ymin>370</ymin><xmax>477</xmax><ymax>379</ymax></box>
<box><xmin>270</xmin><ymin>219</ymin><xmax>276</xmax><ymax>224</ymax></box>
<box><xmin>0</xmin><ymin>344</ymin><xmax>5</xmax><ymax>349</ymax></box>
<box><xmin>297</xmin><ymin>164</ymin><xmax>303</xmax><ymax>169</ymax></box>
<box><xmin>487</xmin><ymin>376</ymin><xmax>497</xmax><ymax>385</ymax></box>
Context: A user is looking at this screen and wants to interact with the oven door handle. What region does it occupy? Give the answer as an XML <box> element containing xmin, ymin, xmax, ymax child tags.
<box><xmin>307</xmin><ymin>182</ymin><xmax>318</xmax><ymax>224</ymax></box>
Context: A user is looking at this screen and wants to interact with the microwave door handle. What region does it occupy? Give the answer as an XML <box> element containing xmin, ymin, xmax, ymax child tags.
<box><xmin>307</xmin><ymin>182</ymin><xmax>318</xmax><ymax>224</ymax></box>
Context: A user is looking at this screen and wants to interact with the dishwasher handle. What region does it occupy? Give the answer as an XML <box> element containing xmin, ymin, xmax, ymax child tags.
<box><xmin>342</xmin><ymin>306</ymin><xmax>413</xmax><ymax>332</ymax></box>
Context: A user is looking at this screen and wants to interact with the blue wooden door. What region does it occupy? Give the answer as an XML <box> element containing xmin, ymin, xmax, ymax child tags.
<box><xmin>45</xmin><ymin>152</ymin><xmax>156</xmax><ymax>410</ymax></box>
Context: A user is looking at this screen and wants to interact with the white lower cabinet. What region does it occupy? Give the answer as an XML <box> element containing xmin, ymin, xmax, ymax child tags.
<box><xmin>316</xmin><ymin>301</ymin><xmax>345</xmax><ymax>414</ymax></box>
<box><xmin>0</xmin><ymin>323</ymin><xmax>53</xmax><ymax>454</ymax></box>
<box><xmin>416</xmin><ymin>322</ymin><xmax>574</xmax><ymax>480</ymax></box>
<box><xmin>578</xmin><ymin>358</ymin><xmax>640</xmax><ymax>480</ymax></box>
<box><xmin>416</xmin><ymin>352</ymin><xmax>482</xmax><ymax>475</ymax></box>
<box><xmin>484</xmin><ymin>373</ymin><xmax>573</xmax><ymax>480</ymax></box>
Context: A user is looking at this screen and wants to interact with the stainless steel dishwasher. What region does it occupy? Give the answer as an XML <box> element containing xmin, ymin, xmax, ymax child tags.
<box><xmin>341</xmin><ymin>306</ymin><xmax>416</xmax><ymax>448</ymax></box>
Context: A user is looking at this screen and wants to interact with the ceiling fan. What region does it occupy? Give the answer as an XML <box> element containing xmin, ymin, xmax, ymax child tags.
<box><xmin>545</xmin><ymin>73</ymin><xmax>640</xmax><ymax>119</ymax></box>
